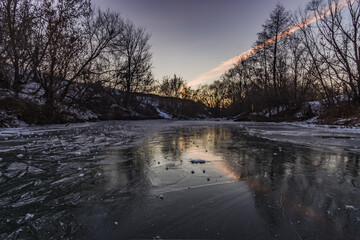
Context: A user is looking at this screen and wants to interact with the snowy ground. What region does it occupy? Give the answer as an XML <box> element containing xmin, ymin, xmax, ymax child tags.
<box><xmin>0</xmin><ymin>120</ymin><xmax>360</xmax><ymax>239</ymax></box>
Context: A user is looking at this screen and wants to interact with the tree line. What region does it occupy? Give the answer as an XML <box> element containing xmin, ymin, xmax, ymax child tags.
<box><xmin>164</xmin><ymin>0</ymin><xmax>360</xmax><ymax>118</ymax></box>
<box><xmin>1</xmin><ymin>0</ymin><xmax>359</xmax><ymax>121</ymax></box>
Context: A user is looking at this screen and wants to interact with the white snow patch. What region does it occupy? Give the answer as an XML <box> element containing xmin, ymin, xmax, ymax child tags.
<box><xmin>63</xmin><ymin>106</ymin><xmax>98</xmax><ymax>121</ymax></box>
<box><xmin>156</xmin><ymin>108</ymin><xmax>172</xmax><ymax>119</ymax></box>
<box><xmin>345</xmin><ymin>205</ymin><xmax>358</xmax><ymax>210</ymax></box>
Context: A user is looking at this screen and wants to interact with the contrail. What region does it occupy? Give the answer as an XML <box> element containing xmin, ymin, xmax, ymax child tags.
<box><xmin>185</xmin><ymin>0</ymin><xmax>356</xmax><ymax>89</ymax></box>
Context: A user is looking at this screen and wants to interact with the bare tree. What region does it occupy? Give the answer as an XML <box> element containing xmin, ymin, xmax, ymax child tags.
<box><xmin>158</xmin><ymin>74</ymin><xmax>186</xmax><ymax>98</ymax></box>
<box><xmin>261</xmin><ymin>3</ymin><xmax>292</xmax><ymax>104</ymax></box>
<box><xmin>0</xmin><ymin>0</ymin><xmax>37</xmax><ymax>92</ymax></box>
<box><xmin>306</xmin><ymin>0</ymin><xmax>360</xmax><ymax>103</ymax></box>
<box><xmin>30</xmin><ymin>2</ymin><xmax>123</xmax><ymax>120</ymax></box>
<box><xmin>65</xmin><ymin>9</ymin><xmax>124</xmax><ymax>105</ymax></box>
<box><xmin>199</xmin><ymin>80</ymin><xmax>229</xmax><ymax>109</ymax></box>
<box><xmin>110</xmin><ymin>20</ymin><xmax>153</xmax><ymax>107</ymax></box>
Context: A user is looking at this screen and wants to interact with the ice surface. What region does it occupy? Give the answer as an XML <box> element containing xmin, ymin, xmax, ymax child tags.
<box><xmin>1</xmin><ymin>120</ymin><xmax>360</xmax><ymax>240</ymax></box>
<box><xmin>240</xmin><ymin>121</ymin><xmax>360</xmax><ymax>152</ymax></box>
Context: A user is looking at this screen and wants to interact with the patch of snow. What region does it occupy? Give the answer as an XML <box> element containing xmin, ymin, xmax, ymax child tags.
<box><xmin>156</xmin><ymin>108</ymin><xmax>172</xmax><ymax>119</ymax></box>
<box><xmin>0</xmin><ymin>111</ymin><xmax>29</xmax><ymax>128</ymax></box>
<box><xmin>345</xmin><ymin>205</ymin><xmax>358</xmax><ymax>210</ymax></box>
<box><xmin>307</xmin><ymin>101</ymin><xmax>322</xmax><ymax>116</ymax></box>
<box><xmin>63</xmin><ymin>106</ymin><xmax>98</xmax><ymax>121</ymax></box>
<box><xmin>110</xmin><ymin>104</ymin><xmax>119</xmax><ymax>109</ymax></box>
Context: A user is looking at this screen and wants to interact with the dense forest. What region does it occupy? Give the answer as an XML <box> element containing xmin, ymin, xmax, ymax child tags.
<box><xmin>0</xmin><ymin>0</ymin><xmax>359</xmax><ymax>126</ymax></box>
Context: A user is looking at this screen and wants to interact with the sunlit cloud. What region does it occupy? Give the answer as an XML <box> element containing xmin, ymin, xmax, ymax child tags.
<box><xmin>186</xmin><ymin>0</ymin><xmax>356</xmax><ymax>88</ymax></box>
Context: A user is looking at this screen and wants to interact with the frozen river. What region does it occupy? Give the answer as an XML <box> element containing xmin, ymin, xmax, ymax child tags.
<box><xmin>0</xmin><ymin>120</ymin><xmax>360</xmax><ymax>239</ymax></box>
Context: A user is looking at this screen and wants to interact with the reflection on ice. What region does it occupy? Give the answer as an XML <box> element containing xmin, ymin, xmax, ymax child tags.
<box><xmin>0</xmin><ymin>120</ymin><xmax>360</xmax><ymax>239</ymax></box>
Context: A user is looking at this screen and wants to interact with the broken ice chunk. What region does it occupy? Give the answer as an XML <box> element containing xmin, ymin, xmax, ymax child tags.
<box><xmin>8</xmin><ymin>162</ymin><xmax>27</xmax><ymax>172</ymax></box>
<box><xmin>25</xmin><ymin>213</ymin><xmax>34</xmax><ymax>220</ymax></box>
<box><xmin>28</xmin><ymin>166</ymin><xmax>44</xmax><ymax>174</ymax></box>
<box><xmin>34</xmin><ymin>179</ymin><xmax>43</xmax><ymax>186</ymax></box>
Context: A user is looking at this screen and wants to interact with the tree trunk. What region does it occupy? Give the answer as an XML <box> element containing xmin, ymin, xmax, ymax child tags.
<box><xmin>273</xmin><ymin>36</ymin><xmax>278</xmax><ymax>103</ymax></box>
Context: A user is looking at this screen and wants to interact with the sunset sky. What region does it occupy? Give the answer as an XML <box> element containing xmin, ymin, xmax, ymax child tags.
<box><xmin>92</xmin><ymin>0</ymin><xmax>309</xmax><ymax>87</ymax></box>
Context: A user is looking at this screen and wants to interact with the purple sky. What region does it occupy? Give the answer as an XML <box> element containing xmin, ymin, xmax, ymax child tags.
<box><xmin>92</xmin><ymin>0</ymin><xmax>309</xmax><ymax>86</ymax></box>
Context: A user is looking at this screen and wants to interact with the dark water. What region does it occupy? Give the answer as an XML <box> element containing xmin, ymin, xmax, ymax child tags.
<box><xmin>0</xmin><ymin>122</ymin><xmax>360</xmax><ymax>239</ymax></box>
